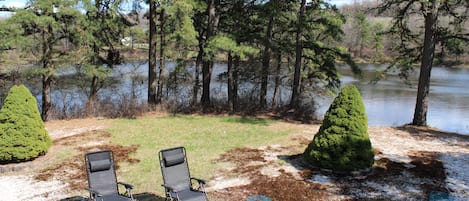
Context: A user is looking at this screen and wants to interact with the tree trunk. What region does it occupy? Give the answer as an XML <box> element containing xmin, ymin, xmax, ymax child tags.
<box><xmin>148</xmin><ymin>0</ymin><xmax>158</xmax><ymax>105</ymax></box>
<box><xmin>201</xmin><ymin>0</ymin><xmax>217</xmax><ymax>108</ymax></box>
<box><xmin>359</xmin><ymin>39</ymin><xmax>364</xmax><ymax>57</ymax></box>
<box><xmin>87</xmin><ymin>43</ymin><xmax>101</xmax><ymax>116</ymax></box>
<box><xmin>260</xmin><ymin>15</ymin><xmax>274</xmax><ymax>108</ymax></box>
<box><xmin>193</xmin><ymin>38</ymin><xmax>203</xmax><ymax>105</ymax></box>
<box><xmin>87</xmin><ymin>75</ymin><xmax>99</xmax><ymax>116</ymax></box>
<box><xmin>41</xmin><ymin>25</ymin><xmax>53</xmax><ymax>121</ymax></box>
<box><xmin>157</xmin><ymin>7</ymin><xmax>166</xmax><ymax>103</ymax></box>
<box><xmin>272</xmin><ymin>50</ymin><xmax>281</xmax><ymax>108</ymax></box>
<box><xmin>227</xmin><ymin>52</ymin><xmax>234</xmax><ymax>112</ymax></box>
<box><xmin>233</xmin><ymin>55</ymin><xmax>240</xmax><ymax>112</ymax></box>
<box><xmin>412</xmin><ymin>0</ymin><xmax>438</xmax><ymax>126</ymax></box>
<box><xmin>201</xmin><ymin>60</ymin><xmax>212</xmax><ymax>107</ymax></box>
<box><xmin>290</xmin><ymin>0</ymin><xmax>306</xmax><ymax>109</ymax></box>
<box><xmin>42</xmin><ymin>74</ymin><xmax>52</xmax><ymax>121</ymax></box>
<box><xmin>130</xmin><ymin>29</ymin><xmax>135</xmax><ymax>50</ymax></box>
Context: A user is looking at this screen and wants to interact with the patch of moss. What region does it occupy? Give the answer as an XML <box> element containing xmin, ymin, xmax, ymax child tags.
<box><xmin>304</xmin><ymin>85</ymin><xmax>374</xmax><ymax>172</ymax></box>
<box><xmin>0</xmin><ymin>85</ymin><xmax>51</xmax><ymax>162</ymax></box>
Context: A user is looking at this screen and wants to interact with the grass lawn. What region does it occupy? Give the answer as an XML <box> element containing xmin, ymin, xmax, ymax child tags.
<box><xmin>107</xmin><ymin>115</ymin><xmax>299</xmax><ymax>195</ymax></box>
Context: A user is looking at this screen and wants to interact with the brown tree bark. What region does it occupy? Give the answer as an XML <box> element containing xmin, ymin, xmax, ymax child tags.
<box><xmin>227</xmin><ymin>52</ymin><xmax>233</xmax><ymax>111</ymax></box>
<box><xmin>41</xmin><ymin>25</ymin><xmax>53</xmax><ymax>121</ymax></box>
<box><xmin>290</xmin><ymin>0</ymin><xmax>306</xmax><ymax>109</ymax></box>
<box><xmin>42</xmin><ymin>74</ymin><xmax>52</xmax><ymax>121</ymax></box>
<box><xmin>412</xmin><ymin>0</ymin><xmax>438</xmax><ymax>126</ymax></box>
<box><xmin>86</xmin><ymin>43</ymin><xmax>102</xmax><ymax>116</ymax></box>
<box><xmin>86</xmin><ymin>75</ymin><xmax>99</xmax><ymax>115</ymax></box>
<box><xmin>148</xmin><ymin>0</ymin><xmax>158</xmax><ymax>105</ymax></box>
<box><xmin>157</xmin><ymin>7</ymin><xmax>166</xmax><ymax>103</ymax></box>
<box><xmin>260</xmin><ymin>15</ymin><xmax>274</xmax><ymax>108</ymax></box>
<box><xmin>201</xmin><ymin>0</ymin><xmax>218</xmax><ymax>108</ymax></box>
<box><xmin>233</xmin><ymin>55</ymin><xmax>240</xmax><ymax>112</ymax></box>
<box><xmin>193</xmin><ymin>38</ymin><xmax>203</xmax><ymax>105</ymax></box>
<box><xmin>272</xmin><ymin>51</ymin><xmax>282</xmax><ymax>108</ymax></box>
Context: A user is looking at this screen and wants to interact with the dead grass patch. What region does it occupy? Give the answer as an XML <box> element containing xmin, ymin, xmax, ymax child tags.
<box><xmin>214</xmin><ymin>173</ymin><xmax>331</xmax><ymax>201</ymax></box>
<box><xmin>409</xmin><ymin>151</ymin><xmax>445</xmax><ymax>179</ymax></box>
<box><xmin>409</xmin><ymin>151</ymin><xmax>447</xmax><ymax>194</ymax></box>
<box><xmin>218</xmin><ymin>147</ymin><xmax>266</xmax><ymax>165</ymax></box>
<box><xmin>53</xmin><ymin>130</ymin><xmax>111</xmax><ymax>145</ymax></box>
<box><xmin>34</xmin><ymin>130</ymin><xmax>140</xmax><ymax>192</ymax></box>
<box><xmin>211</xmin><ymin>144</ymin><xmax>452</xmax><ymax>201</ymax></box>
<box><xmin>212</xmin><ymin>146</ymin><xmax>333</xmax><ymax>201</ymax></box>
<box><xmin>371</xmin><ymin>158</ymin><xmax>407</xmax><ymax>178</ymax></box>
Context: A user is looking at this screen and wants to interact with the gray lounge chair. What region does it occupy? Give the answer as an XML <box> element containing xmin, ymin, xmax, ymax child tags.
<box><xmin>159</xmin><ymin>146</ymin><xmax>209</xmax><ymax>201</ymax></box>
<box><xmin>85</xmin><ymin>149</ymin><xmax>135</xmax><ymax>201</ymax></box>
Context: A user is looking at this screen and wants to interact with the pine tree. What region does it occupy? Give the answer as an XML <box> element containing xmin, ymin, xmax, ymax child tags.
<box><xmin>290</xmin><ymin>0</ymin><xmax>360</xmax><ymax>110</ymax></box>
<box><xmin>303</xmin><ymin>85</ymin><xmax>374</xmax><ymax>172</ymax></box>
<box><xmin>80</xmin><ymin>0</ymin><xmax>131</xmax><ymax>115</ymax></box>
<box><xmin>6</xmin><ymin>0</ymin><xmax>83</xmax><ymax>121</ymax></box>
<box><xmin>376</xmin><ymin>0</ymin><xmax>469</xmax><ymax>126</ymax></box>
<box><xmin>0</xmin><ymin>85</ymin><xmax>51</xmax><ymax>162</ymax></box>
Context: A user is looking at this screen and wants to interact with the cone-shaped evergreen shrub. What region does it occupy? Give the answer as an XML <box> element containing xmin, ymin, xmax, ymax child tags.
<box><xmin>303</xmin><ymin>85</ymin><xmax>374</xmax><ymax>172</ymax></box>
<box><xmin>0</xmin><ymin>85</ymin><xmax>51</xmax><ymax>162</ymax></box>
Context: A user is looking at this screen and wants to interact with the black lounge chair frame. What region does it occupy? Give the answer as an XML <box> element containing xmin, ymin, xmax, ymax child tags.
<box><xmin>85</xmin><ymin>149</ymin><xmax>135</xmax><ymax>201</ymax></box>
<box><xmin>159</xmin><ymin>146</ymin><xmax>209</xmax><ymax>201</ymax></box>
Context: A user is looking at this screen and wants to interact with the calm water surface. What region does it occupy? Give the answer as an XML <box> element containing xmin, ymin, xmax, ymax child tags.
<box><xmin>328</xmin><ymin>64</ymin><xmax>469</xmax><ymax>134</ymax></box>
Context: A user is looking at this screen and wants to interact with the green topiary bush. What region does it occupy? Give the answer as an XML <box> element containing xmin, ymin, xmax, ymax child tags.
<box><xmin>0</xmin><ymin>85</ymin><xmax>51</xmax><ymax>163</ymax></box>
<box><xmin>303</xmin><ymin>85</ymin><xmax>374</xmax><ymax>172</ymax></box>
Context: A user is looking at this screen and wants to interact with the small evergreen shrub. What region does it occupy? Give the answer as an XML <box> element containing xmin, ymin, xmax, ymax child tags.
<box><xmin>0</xmin><ymin>85</ymin><xmax>51</xmax><ymax>163</ymax></box>
<box><xmin>303</xmin><ymin>85</ymin><xmax>374</xmax><ymax>172</ymax></box>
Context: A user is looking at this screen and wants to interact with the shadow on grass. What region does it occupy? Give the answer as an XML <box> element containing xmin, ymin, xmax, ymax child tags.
<box><xmin>277</xmin><ymin>153</ymin><xmax>312</xmax><ymax>173</ymax></box>
<box><xmin>397</xmin><ymin>125</ymin><xmax>469</xmax><ymax>140</ymax></box>
<box><xmin>221</xmin><ymin>116</ymin><xmax>269</xmax><ymax>125</ymax></box>
<box><xmin>134</xmin><ymin>192</ymin><xmax>166</xmax><ymax>201</ymax></box>
<box><xmin>396</xmin><ymin>125</ymin><xmax>469</xmax><ymax>150</ymax></box>
<box><xmin>58</xmin><ymin>193</ymin><xmax>165</xmax><ymax>201</ymax></box>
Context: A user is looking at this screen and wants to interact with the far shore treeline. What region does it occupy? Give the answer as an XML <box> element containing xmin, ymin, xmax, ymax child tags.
<box><xmin>0</xmin><ymin>0</ymin><xmax>467</xmax><ymax>128</ymax></box>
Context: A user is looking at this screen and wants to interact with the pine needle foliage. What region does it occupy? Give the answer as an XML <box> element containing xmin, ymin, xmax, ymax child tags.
<box><xmin>0</xmin><ymin>85</ymin><xmax>51</xmax><ymax>163</ymax></box>
<box><xmin>303</xmin><ymin>85</ymin><xmax>374</xmax><ymax>172</ymax></box>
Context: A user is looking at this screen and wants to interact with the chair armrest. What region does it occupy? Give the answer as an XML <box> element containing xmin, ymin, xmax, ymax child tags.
<box><xmin>191</xmin><ymin>177</ymin><xmax>206</xmax><ymax>185</ymax></box>
<box><xmin>117</xmin><ymin>182</ymin><xmax>134</xmax><ymax>190</ymax></box>
<box><xmin>86</xmin><ymin>188</ymin><xmax>103</xmax><ymax>197</ymax></box>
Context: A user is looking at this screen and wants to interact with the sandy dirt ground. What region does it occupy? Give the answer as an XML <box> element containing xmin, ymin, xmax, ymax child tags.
<box><xmin>0</xmin><ymin>118</ymin><xmax>111</xmax><ymax>201</ymax></box>
<box><xmin>0</xmin><ymin>118</ymin><xmax>468</xmax><ymax>201</ymax></box>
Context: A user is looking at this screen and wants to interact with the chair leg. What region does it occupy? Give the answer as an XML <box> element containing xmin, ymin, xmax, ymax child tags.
<box><xmin>127</xmin><ymin>189</ymin><xmax>134</xmax><ymax>201</ymax></box>
<box><xmin>200</xmin><ymin>185</ymin><xmax>209</xmax><ymax>201</ymax></box>
<box><xmin>165</xmin><ymin>192</ymin><xmax>174</xmax><ymax>201</ymax></box>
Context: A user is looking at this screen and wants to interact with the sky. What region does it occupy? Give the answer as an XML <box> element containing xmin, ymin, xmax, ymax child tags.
<box><xmin>1</xmin><ymin>0</ymin><xmax>26</xmax><ymax>9</ymax></box>
<box><xmin>328</xmin><ymin>0</ymin><xmax>351</xmax><ymax>6</ymax></box>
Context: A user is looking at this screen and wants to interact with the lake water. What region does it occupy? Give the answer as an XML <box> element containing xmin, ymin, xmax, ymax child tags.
<box><xmin>9</xmin><ymin>62</ymin><xmax>469</xmax><ymax>135</ymax></box>
<box><xmin>331</xmin><ymin>64</ymin><xmax>469</xmax><ymax>134</ymax></box>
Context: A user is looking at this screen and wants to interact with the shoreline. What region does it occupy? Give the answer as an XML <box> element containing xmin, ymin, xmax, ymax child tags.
<box><xmin>2</xmin><ymin>47</ymin><xmax>469</xmax><ymax>72</ymax></box>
